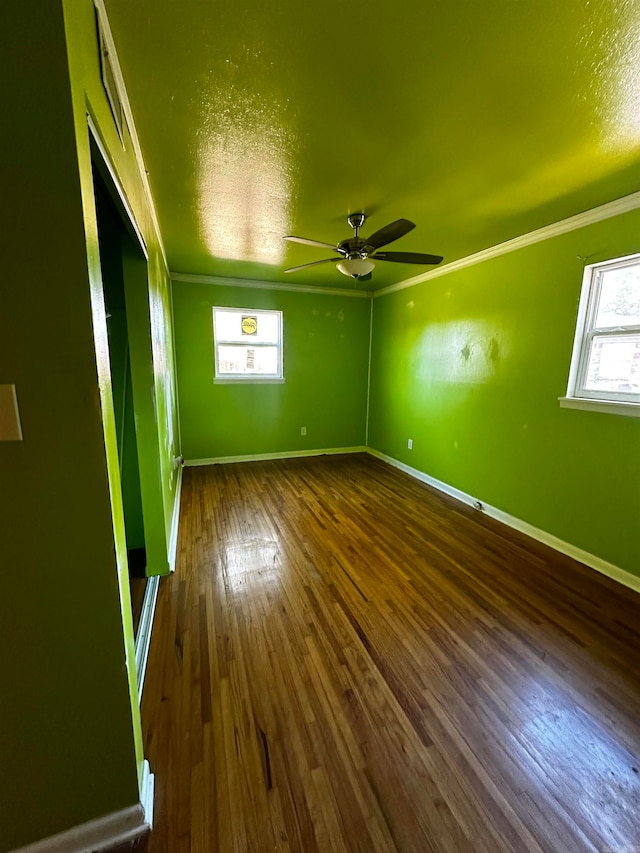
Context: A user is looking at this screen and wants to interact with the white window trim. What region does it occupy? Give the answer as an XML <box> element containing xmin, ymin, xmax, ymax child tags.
<box><xmin>214</xmin><ymin>377</ymin><xmax>286</xmax><ymax>385</ymax></box>
<box><xmin>560</xmin><ymin>253</ymin><xmax>640</xmax><ymax>417</ymax></box>
<box><xmin>213</xmin><ymin>307</ymin><xmax>284</xmax><ymax>382</ymax></box>
<box><xmin>558</xmin><ymin>396</ymin><xmax>640</xmax><ymax>417</ymax></box>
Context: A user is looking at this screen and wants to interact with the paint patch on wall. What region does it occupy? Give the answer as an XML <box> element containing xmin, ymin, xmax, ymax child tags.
<box><xmin>414</xmin><ymin>320</ymin><xmax>508</xmax><ymax>385</ymax></box>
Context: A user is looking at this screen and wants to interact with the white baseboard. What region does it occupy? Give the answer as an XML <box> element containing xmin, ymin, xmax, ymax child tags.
<box><xmin>168</xmin><ymin>463</ymin><xmax>183</xmax><ymax>573</ymax></box>
<box><xmin>135</xmin><ymin>575</ymin><xmax>160</xmax><ymax>700</ymax></box>
<box><xmin>367</xmin><ymin>448</ymin><xmax>640</xmax><ymax>595</ymax></box>
<box><xmin>139</xmin><ymin>759</ymin><xmax>155</xmax><ymax>837</ymax></box>
<box><xmin>186</xmin><ymin>445</ymin><xmax>367</xmax><ymax>466</ymax></box>
<box><xmin>10</xmin><ymin>760</ymin><xmax>154</xmax><ymax>853</ymax></box>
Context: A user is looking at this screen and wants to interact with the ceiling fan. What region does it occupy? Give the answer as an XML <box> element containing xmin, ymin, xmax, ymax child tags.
<box><xmin>283</xmin><ymin>213</ymin><xmax>443</xmax><ymax>281</ymax></box>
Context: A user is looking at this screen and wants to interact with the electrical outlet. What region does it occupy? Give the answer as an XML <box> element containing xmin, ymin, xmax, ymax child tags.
<box><xmin>301</xmin><ymin>426</ymin><xmax>307</xmax><ymax>436</ymax></box>
<box><xmin>407</xmin><ymin>438</ymin><xmax>413</xmax><ymax>450</ymax></box>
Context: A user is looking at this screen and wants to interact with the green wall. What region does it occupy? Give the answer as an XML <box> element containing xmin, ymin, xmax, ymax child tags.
<box><xmin>0</xmin><ymin>1</ymin><xmax>180</xmax><ymax>849</ymax></box>
<box><xmin>369</xmin><ymin>208</ymin><xmax>640</xmax><ymax>576</ymax></box>
<box><xmin>0</xmin><ymin>3</ymin><xmax>140</xmax><ymax>849</ymax></box>
<box><xmin>119</xmin><ymin>356</ymin><xmax>146</xmax><ymax>551</ymax></box>
<box><xmin>173</xmin><ymin>284</ymin><xmax>370</xmax><ymax>460</ymax></box>
<box><xmin>120</xmin><ymin>239</ymin><xmax>172</xmax><ymax>574</ymax></box>
<box><xmin>64</xmin><ymin>1</ymin><xmax>181</xmax><ymax>575</ymax></box>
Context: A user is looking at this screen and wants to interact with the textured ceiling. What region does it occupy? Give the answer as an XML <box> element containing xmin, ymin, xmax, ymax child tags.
<box><xmin>104</xmin><ymin>0</ymin><xmax>640</xmax><ymax>291</ymax></box>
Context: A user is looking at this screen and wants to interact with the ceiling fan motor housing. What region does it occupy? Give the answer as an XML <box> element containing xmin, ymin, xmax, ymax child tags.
<box><xmin>338</xmin><ymin>237</ymin><xmax>368</xmax><ymax>257</ymax></box>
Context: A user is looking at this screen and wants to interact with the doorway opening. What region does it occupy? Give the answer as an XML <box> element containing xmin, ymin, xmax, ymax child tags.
<box><xmin>93</xmin><ymin>166</ymin><xmax>148</xmax><ymax>636</ymax></box>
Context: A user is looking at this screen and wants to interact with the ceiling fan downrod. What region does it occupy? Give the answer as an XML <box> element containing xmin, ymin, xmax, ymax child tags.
<box><xmin>347</xmin><ymin>212</ymin><xmax>366</xmax><ymax>238</ymax></box>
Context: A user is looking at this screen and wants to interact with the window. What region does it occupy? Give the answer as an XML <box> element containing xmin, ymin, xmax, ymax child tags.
<box><xmin>561</xmin><ymin>253</ymin><xmax>640</xmax><ymax>416</ymax></box>
<box><xmin>213</xmin><ymin>307</ymin><xmax>283</xmax><ymax>382</ymax></box>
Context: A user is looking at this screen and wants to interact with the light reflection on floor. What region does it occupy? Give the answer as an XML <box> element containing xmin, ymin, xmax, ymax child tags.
<box><xmin>220</xmin><ymin>536</ymin><xmax>283</xmax><ymax>594</ymax></box>
<box><xmin>518</xmin><ymin>682</ymin><xmax>640</xmax><ymax>846</ymax></box>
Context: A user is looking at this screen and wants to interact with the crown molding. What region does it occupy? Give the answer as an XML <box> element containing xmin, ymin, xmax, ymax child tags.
<box><xmin>93</xmin><ymin>0</ymin><xmax>169</xmax><ymax>276</ymax></box>
<box><xmin>170</xmin><ymin>272</ymin><xmax>372</xmax><ymax>298</ymax></box>
<box><xmin>374</xmin><ymin>190</ymin><xmax>640</xmax><ymax>298</ymax></box>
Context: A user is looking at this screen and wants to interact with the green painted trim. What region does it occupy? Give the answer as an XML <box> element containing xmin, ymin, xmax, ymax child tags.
<box><xmin>87</xmin><ymin>114</ymin><xmax>148</xmax><ymax>259</ymax></box>
<box><xmin>169</xmin><ymin>279</ymin><xmax>183</xmax><ymax>454</ymax></box>
<box><xmin>374</xmin><ymin>191</ymin><xmax>640</xmax><ymax>298</ymax></box>
<box><xmin>186</xmin><ymin>446</ymin><xmax>367</xmax><ymax>466</ymax></box>
<box><xmin>171</xmin><ymin>272</ymin><xmax>372</xmax><ymax>298</ymax></box>
<box><xmin>367</xmin><ymin>448</ymin><xmax>640</xmax><ymax>596</ymax></box>
<box><xmin>365</xmin><ymin>296</ymin><xmax>373</xmax><ymax>447</ymax></box>
<box><xmin>121</xmin><ymin>241</ymin><xmax>170</xmax><ymax>577</ymax></box>
<box><xmin>93</xmin><ymin>0</ymin><xmax>168</xmax><ymax>272</ymax></box>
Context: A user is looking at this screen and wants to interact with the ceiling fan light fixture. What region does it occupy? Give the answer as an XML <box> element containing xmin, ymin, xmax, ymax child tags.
<box><xmin>336</xmin><ymin>257</ymin><xmax>375</xmax><ymax>278</ymax></box>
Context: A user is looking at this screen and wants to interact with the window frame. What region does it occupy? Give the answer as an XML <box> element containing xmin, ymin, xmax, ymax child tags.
<box><xmin>560</xmin><ymin>252</ymin><xmax>640</xmax><ymax>417</ymax></box>
<box><xmin>212</xmin><ymin>306</ymin><xmax>284</xmax><ymax>384</ymax></box>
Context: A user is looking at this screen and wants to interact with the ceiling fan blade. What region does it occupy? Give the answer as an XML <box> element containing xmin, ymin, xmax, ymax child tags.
<box><xmin>284</xmin><ymin>235</ymin><xmax>341</xmax><ymax>252</ymax></box>
<box><xmin>372</xmin><ymin>251</ymin><xmax>443</xmax><ymax>265</ymax></box>
<box><xmin>284</xmin><ymin>257</ymin><xmax>341</xmax><ymax>273</ymax></box>
<box><xmin>357</xmin><ymin>272</ymin><xmax>373</xmax><ymax>282</ymax></box>
<box><xmin>364</xmin><ymin>219</ymin><xmax>415</xmax><ymax>250</ymax></box>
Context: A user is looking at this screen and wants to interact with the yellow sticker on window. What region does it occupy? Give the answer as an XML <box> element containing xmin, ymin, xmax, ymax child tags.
<box><xmin>241</xmin><ymin>316</ymin><xmax>257</xmax><ymax>335</ymax></box>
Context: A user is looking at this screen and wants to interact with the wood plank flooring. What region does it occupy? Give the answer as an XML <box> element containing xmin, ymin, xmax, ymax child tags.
<box><xmin>141</xmin><ymin>453</ymin><xmax>640</xmax><ymax>852</ymax></box>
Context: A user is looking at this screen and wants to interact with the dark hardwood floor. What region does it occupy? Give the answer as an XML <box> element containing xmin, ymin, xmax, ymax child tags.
<box><xmin>141</xmin><ymin>453</ymin><xmax>640</xmax><ymax>852</ymax></box>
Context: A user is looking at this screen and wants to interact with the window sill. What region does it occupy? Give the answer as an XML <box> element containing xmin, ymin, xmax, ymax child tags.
<box><xmin>558</xmin><ymin>396</ymin><xmax>640</xmax><ymax>418</ymax></box>
<box><xmin>214</xmin><ymin>377</ymin><xmax>285</xmax><ymax>385</ymax></box>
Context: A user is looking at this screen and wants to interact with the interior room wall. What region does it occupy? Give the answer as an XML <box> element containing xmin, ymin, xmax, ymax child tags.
<box><xmin>0</xmin><ymin>3</ymin><xmax>141</xmax><ymax>849</ymax></box>
<box><xmin>173</xmin><ymin>282</ymin><xmax>371</xmax><ymax>461</ymax></box>
<box><xmin>64</xmin><ymin>0</ymin><xmax>181</xmax><ymax>570</ymax></box>
<box><xmin>368</xmin><ymin>207</ymin><xmax>640</xmax><ymax>577</ymax></box>
<box><xmin>0</xmin><ymin>0</ymin><xmax>184</xmax><ymax>847</ymax></box>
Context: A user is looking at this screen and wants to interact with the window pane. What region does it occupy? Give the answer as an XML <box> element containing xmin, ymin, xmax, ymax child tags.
<box><xmin>595</xmin><ymin>264</ymin><xmax>640</xmax><ymax>328</ymax></box>
<box><xmin>214</xmin><ymin>309</ymin><xmax>279</xmax><ymax>344</ymax></box>
<box><xmin>217</xmin><ymin>344</ymin><xmax>280</xmax><ymax>376</ymax></box>
<box><xmin>584</xmin><ymin>334</ymin><xmax>640</xmax><ymax>394</ymax></box>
